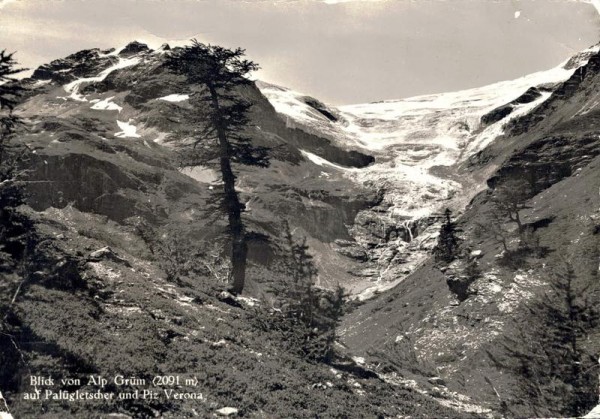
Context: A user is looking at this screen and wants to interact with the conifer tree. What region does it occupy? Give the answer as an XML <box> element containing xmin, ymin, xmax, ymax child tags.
<box><xmin>0</xmin><ymin>50</ymin><xmax>28</xmax><ymax>273</ymax></box>
<box><xmin>270</xmin><ymin>221</ymin><xmax>346</xmax><ymax>363</ymax></box>
<box><xmin>492</xmin><ymin>179</ymin><xmax>532</xmax><ymax>235</ymax></box>
<box><xmin>433</xmin><ymin>208</ymin><xmax>461</xmax><ymax>263</ymax></box>
<box><xmin>165</xmin><ymin>40</ymin><xmax>269</xmax><ymax>294</ymax></box>
<box><xmin>278</xmin><ymin>221</ymin><xmax>319</xmax><ymax>323</ymax></box>
<box><xmin>505</xmin><ymin>260</ymin><xmax>599</xmax><ymax>417</ymax></box>
<box><xmin>0</xmin><ymin>50</ymin><xmax>33</xmax><ymax>405</ymax></box>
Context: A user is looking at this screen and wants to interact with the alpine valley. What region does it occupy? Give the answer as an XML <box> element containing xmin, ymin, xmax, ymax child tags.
<box><xmin>1</xmin><ymin>40</ymin><xmax>599</xmax><ymax>418</ymax></box>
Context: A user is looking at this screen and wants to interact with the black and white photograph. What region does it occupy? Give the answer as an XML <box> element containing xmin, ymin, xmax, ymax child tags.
<box><xmin>0</xmin><ymin>0</ymin><xmax>599</xmax><ymax>417</ymax></box>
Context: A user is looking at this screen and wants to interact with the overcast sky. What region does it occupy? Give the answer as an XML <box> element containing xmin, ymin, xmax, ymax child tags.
<box><xmin>0</xmin><ymin>0</ymin><xmax>598</xmax><ymax>104</ymax></box>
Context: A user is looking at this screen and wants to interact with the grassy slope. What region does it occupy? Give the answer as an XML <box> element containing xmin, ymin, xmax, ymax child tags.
<box><xmin>2</xmin><ymin>202</ymin><xmax>476</xmax><ymax>419</ymax></box>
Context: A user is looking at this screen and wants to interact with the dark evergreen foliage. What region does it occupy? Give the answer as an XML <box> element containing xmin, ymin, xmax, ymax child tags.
<box><xmin>164</xmin><ymin>40</ymin><xmax>269</xmax><ymax>294</ymax></box>
<box><xmin>0</xmin><ymin>50</ymin><xmax>24</xmax><ymax>111</ymax></box>
<box><xmin>0</xmin><ymin>50</ymin><xmax>37</xmax><ymax>405</ymax></box>
<box><xmin>259</xmin><ymin>221</ymin><xmax>346</xmax><ymax>363</ymax></box>
<box><xmin>504</xmin><ymin>261</ymin><xmax>599</xmax><ymax>417</ymax></box>
<box><xmin>491</xmin><ymin>179</ymin><xmax>532</xmax><ymax>235</ymax></box>
<box><xmin>0</xmin><ymin>50</ymin><xmax>29</xmax><ymax>275</ymax></box>
<box><xmin>433</xmin><ymin>208</ymin><xmax>461</xmax><ymax>263</ymax></box>
<box><xmin>476</xmin><ymin>179</ymin><xmax>538</xmax><ymax>261</ymax></box>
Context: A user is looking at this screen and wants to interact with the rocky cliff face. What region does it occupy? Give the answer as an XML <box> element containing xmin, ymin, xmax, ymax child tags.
<box><xmin>14</xmin><ymin>42</ymin><xmax>384</xmax><ymax>295</ymax></box>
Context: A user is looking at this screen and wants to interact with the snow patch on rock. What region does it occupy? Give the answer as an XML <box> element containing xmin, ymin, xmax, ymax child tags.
<box><xmin>152</xmin><ymin>132</ymin><xmax>169</xmax><ymax>144</ymax></box>
<box><xmin>180</xmin><ymin>166</ymin><xmax>220</xmax><ymax>184</ymax></box>
<box><xmin>104</xmin><ymin>304</ymin><xmax>143</xmax><ymax>316</ymax></box>
<box><xmin>584</xmin><ymin>403</ymin><xmax>600</xmax><ymax>418</ymax></box>
<box><xmin>300</xmin><ymin>149</ymin><xmax>353</xmax><ymax>171</ymax></box>
<box><xmin>115</xmin><ymin>120</ymin><xmax>141</xmax><ymax>138</ymax></box>
<box><xmin>216</xmin><ymin>407</ymin><xmax>238</xmax><ymax>416</ymax></box>
<box><xmin>64</xmin><ymin>57</ymin><xmax>141</xmax><ymax>102</ymax></box>
<box><xmin>159</xmin><ymin>93</ymin><xmax>190</xmax><ymax>102</ymax></box>
<box><xmin>352</xmin><ymin>356</ymin><xmax>365</xmax><ymax>365</ymax></box>
<box><xmin>91</xmin><ymin>96</ymin><xmax>123</xmax><ymax>112</ymax></box>
<box><xmin>87</xmin><ymin>261</ymin><xmax>121</xmax><ymax>281</ymax></box>
<box><xmin>235</xmin><ymin>296</ymin><xmax>260</xmax><ymax>307</ymax></box>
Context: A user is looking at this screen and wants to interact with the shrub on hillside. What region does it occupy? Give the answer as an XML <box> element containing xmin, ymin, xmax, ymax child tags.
<box><xmin>131</xmin><ymin>219</ymin><xmax>231</xmax><ymax>286</ymax></box>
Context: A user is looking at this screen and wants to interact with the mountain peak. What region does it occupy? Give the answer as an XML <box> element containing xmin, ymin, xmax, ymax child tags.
<box><xmin>562</xmin><ymin>43</ymin><xmax>600</xmax><ymax>70</ymax></box>
<box><xmin>118</xmin><ymin>41</ymin><xmax>151</xmax><ymax>57</ymax></box>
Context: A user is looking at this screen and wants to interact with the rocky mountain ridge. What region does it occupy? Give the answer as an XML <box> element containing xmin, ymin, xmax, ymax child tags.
<box><xmin>17</xmin><ymin>41</ymin><xmax>600</xmax><ymax>300</ymax></box>
<box><xmin>16</xmin><ymin>41</ymin><xmax>383</xmax><ymax>295</ymax></box>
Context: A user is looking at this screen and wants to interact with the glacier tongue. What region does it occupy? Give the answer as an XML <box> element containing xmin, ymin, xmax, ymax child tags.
<box><xmin>258</xmin><ymin>46</ymin><xmax>596</xmax><ymax>221</ymax></box>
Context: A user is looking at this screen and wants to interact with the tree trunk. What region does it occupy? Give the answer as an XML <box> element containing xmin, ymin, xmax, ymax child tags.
<box><xmin>208</xmin><ymin>85</ymin><xmax>247</xmax><ymax>295</ymax></box>
<box><xmin>514</xmin><ymin>210</ymin><xmax>524</xmax><ymax>234</ymax></box>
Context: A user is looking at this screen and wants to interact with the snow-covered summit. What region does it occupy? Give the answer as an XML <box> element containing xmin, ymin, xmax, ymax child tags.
<box><xmin>563</xmin><ymin>43</ymin><xmax>600</xmax><ymax>70</ymax></box>
<box><xmin>261</xmin><ymin>44</ymin><xmax>599</xmax><ymax>163</ymax></box>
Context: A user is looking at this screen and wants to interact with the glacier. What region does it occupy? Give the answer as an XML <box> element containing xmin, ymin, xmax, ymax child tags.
<box><xmin>258</xmin><ymin>45</ymin><xmax>600</xmax><ymax>221</ymax></box>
